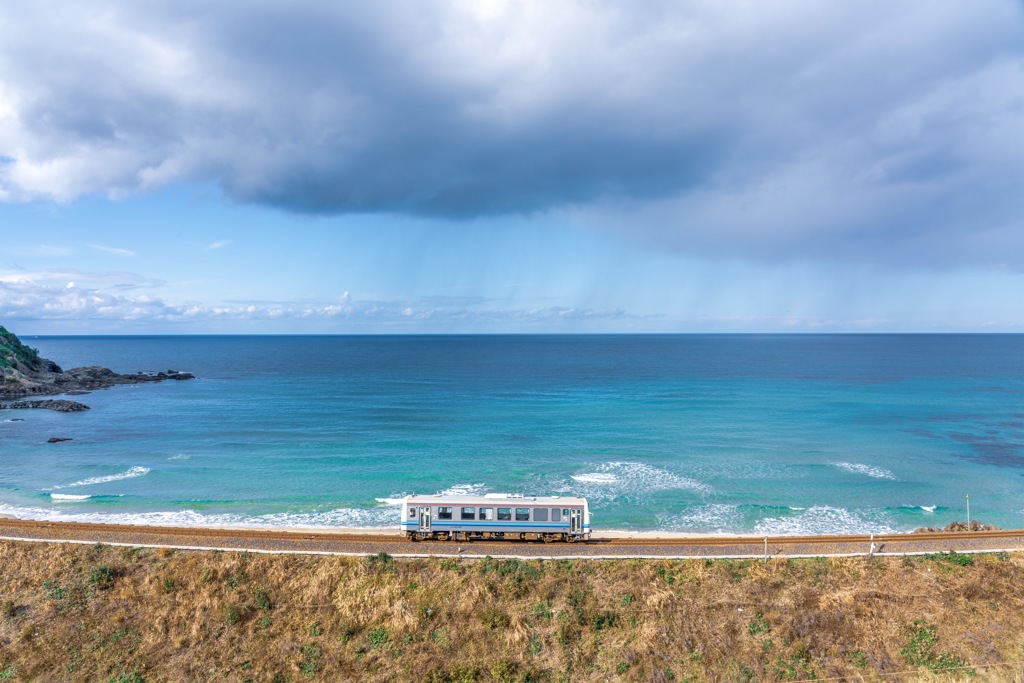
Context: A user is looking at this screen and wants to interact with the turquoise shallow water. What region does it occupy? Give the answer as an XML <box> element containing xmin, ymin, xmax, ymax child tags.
<box><xmin>1</xmin><ymin>335</ymin><xmax>1022</xmax><ymax>534</ymax></box>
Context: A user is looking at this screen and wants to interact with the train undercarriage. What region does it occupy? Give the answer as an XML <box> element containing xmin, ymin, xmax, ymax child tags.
<box><xmin>407</xmin><ymin>530</ymin><xmax>581</xmax><ymax>543</ymax></box>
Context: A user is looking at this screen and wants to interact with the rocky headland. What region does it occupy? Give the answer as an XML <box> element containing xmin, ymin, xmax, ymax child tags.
<box><xmin>0</xmin><ymin>325</ymin><xmax>194</xmax><ymax>411</ymax></box>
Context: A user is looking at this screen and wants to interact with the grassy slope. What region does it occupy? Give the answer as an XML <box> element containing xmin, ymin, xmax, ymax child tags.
<box><xmin>1</xmin><ymin>541</ymin><xmax>1023</xmax><ymax>682</ymax></box>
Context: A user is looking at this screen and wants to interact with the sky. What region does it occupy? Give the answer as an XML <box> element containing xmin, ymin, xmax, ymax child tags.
<box><xmin>1</xmin><ymin>0</ymin><xmax>1023</xmax><ymax>334</ymax></box>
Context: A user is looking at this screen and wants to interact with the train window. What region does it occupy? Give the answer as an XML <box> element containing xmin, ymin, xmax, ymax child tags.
<box><xmin>497</xmin><ymin>507</ymin><xmax>511</xmax><ymax>521</ymax></box>
<box><xmin>515</xmin><ymin>508</ymin><xmax>530</xmax><ymax>521</ymax></box>
<box><xmin>479</xmin><ymin>507</ymin><xmax>494</xmax><ymax>520</ymax></box>
<box><xmin>461</xmin><ymin>507</ymin><xmax>476</xmax><ymax>520</ymax></box>
<box><xmin>408</xmin><ymin>508</ymin><xmax>416</xmax><ymax>518</ymax></box>
<box><xmin>534</xmin><ymin>508</ymin><xmax>548</xmax><ymax>522</ymax></box>
<box><xmin>438</xmin><ymin>507</ymin><xmax>453</xmax><ymax>520</ymax></box>
<box><xmin>563</xmin><ymin>509</ymin><xmax>570</xmax><ymax>517</ymax></box>
<box><xmin>551</xmin><ymin>508</ymin><xmax>561</xmax><ymax>522</ymax></box>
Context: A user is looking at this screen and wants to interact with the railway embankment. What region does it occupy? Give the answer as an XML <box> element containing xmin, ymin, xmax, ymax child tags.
<box><xmin>2</xmin><ymin>534</ymin><xmax>1024</xmax><ymax>681</ymax></box>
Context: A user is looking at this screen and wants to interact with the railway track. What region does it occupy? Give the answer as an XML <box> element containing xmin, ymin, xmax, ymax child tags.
<box><xmin>3</xmin><ymin>517</ymin><xmax>1024</xmax><ymax>559</ymax></box>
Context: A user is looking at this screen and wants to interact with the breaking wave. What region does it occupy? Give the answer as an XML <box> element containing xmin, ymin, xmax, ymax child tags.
<box><xmin>831</xmin><ymin>462</ymin><xmax>896</xmax><ymax>480</ymax></box>
<box><xmin>0</xmin><ymin>503</ymin><xmax>398</xmax><ymax>529</ymax></box>
<box><xmin>49</xmin><ymin>466</ymin><xmax>151</xmax><ymax>490</ymax></box>
<box><xmin>568</xmin><ymin>461</ymin><xmax>711</xmax><ymax>499</ymax></box>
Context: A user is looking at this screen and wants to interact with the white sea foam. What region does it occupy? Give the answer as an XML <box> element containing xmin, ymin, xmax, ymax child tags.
<box><xmin>831</xmin><ymin>462</ymin><xmax>896</xmax><ymax>481</ymax></box>
<box><xmin>657</xmin><ymin>504</ymin><xmax>743</xmax><ymax>533</ymax></box>
<box><xmin>0</xmin><ymin>503</ymin><xmax>398</xmax><ymax>530</ymax></box>
<box><xmin>754</xmin><ymin>506</ymin><xmax>896</xmax><ymax>536</ymax></box>
<box><xmin>568</xmin><ymin>461</ymin><xmax>711</xmax><ymax>499</ymax></box>
<box><xmin>50</xmin><ymin>466</ymin><xmax>151</xmax><ymax>490</ymax></box>
<box><xmin>168</xmin><ymin>454</ymin><xmax>190</xmax><ymax>461</ymax></box>
<box><xmin>920</xmin><ymin>505</ymin><xmax>937</xmax><ymax>513</ymax></box>
<box><xmin>437</xmin><ymin>483</ymin><xmax>488</xmax><ymax>497</ymax></box>
<box><xmin>50</xmin><ymin>494</ymin><xmax>91</xmax><ymax>501</ymax></box>
<box><xmin>571</xmin><ymin>473</ymin><xmax>618</xmax><ymax>484</ymax></box>
<box><xmin>375</xmin><ymin>497</ymin><xmax>406</xmax><ymax>506</ymax></box>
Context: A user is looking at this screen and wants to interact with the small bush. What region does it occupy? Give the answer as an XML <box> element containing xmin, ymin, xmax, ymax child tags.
<box><xmin>1</xmin><ymin>601</ymin><xmax>16</xmax><ymax>620</ymax></box>
<box><xmin>481</xmin><ymin>608</ymin><xmax>510</xmax><ymax>630</ymax></box>
<box><xmin>491</xmin><ymin>660</ymin><xmax>517</xmax><ymax>683</ymax></box>
<box><xmin>300</xmin><ymin>643</ymin><xmax>321</xmax><ymax>678</ymax></box>
<box><xmin>89</xmin><ymin>565</ymin><xmax>117</xmax><ymax>590</ymax></box>
<box><xmin>225</xmin><ymin>605</ymin><xmax>241</xmax><ymax>625</ymax></box>
<box><xmin>254</xmin><ymin>589</ymin><xmax>272</xmax><ymax>611</ymax></box>
<box><xmin>901</xmin><ymin>619</ymin><xmax>974</xmax><ymax>674</ymax></box>
<box><xmin>748</xmin><ymin>613</ymin><xmax>771</xmax><ymax>636</ymax></box>
<box><xmin>367</xmin><ymin>626</ymin><xmax>389</xmax><ymax>646</ymax></box>
<box><xmin>162</xmin><ymin>577</ymin><xmax>175</xmax><ymax>594</ymax></box>
<box><xmin>366</xmin><ymin>552</ymin><xmax>394</xmax><ymax>571</ymax></box>
<box><xmin>109</xmin><ymin>671</ymin><xmax>143</xmax><ymax>683</ymax></box>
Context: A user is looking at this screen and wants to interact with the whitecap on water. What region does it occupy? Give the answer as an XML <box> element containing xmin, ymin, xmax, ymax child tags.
<box><xmin>168</xmin><ymin>454</ymin><xmax>190</xmax><ymax>461</ymax></box>
<box><xmin>50</xmin><ymin>493</ymin><xmax>91</xmax><ymax>502</ymax></box>
<box><xmin>831</xmin><ymin>462</ymin><xmax>896</xmax><ymax>481</ymax></box>
<box><xmin>437</xmin><ymin>483</ymin><xmax>488</xmax><ymax>497</ymax></box>
<box><xmin>567</xmin><ymin>461</ymin><xmax>711</xmax><ymax>500</ymax></box>
<box><xmin>50</xmin><ymin>466</ymin><xmax>151</xmax><ymax>490</ymax></box>
<box><xmin>657</xmin><ymin>504</ymin><xmax>743</xmax><ymax>533</ymax></box>
<box><xmin>570</xmin><ymin>473</ymin><xmax>618</xmax><ymax>484</ymax></box>
<box><xmin>374</xmin><ymin>497</ymin><xmax>406</xmax><ymax>506</ymax></box>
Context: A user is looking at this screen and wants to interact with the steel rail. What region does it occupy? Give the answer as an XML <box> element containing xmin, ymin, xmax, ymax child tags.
<box><xmin>1</xmin><ymin>518</ymin><xmax>1022</xmax><ymax>550</ymax></box>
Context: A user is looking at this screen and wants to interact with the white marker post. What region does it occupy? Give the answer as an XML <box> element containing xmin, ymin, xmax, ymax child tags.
<box><xmin>764</xmin><ymin>537</ymin><xmax>768</xmax><ymax>564</ymax></box>
<box><xmin>966</xmin><ymin>494</ymin><xmax>970</xmax><ymax>531</ymax></box>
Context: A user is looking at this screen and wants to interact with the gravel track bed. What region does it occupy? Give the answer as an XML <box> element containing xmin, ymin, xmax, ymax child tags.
<box><xmin>3</xmin><ymin>519</ymin><xmax>1024</xmax><ymax>559</ymax></box>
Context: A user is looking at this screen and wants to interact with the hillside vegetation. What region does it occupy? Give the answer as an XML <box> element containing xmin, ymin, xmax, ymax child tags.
<box><xmin>1</xmin><ymin>540</ymin><xmax>1023</xmax><ymax>682</ymax></box>
<box><xmin>0</xmin><ymin>326</ymin><xmax>43</xmax><ymax>373</ymax></box>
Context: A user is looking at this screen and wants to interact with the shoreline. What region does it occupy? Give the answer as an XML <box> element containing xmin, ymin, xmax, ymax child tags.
<box><xmin>0</xmin><ymin>513</ymin><xmax>994</xmax><ymax>541</ymax></box>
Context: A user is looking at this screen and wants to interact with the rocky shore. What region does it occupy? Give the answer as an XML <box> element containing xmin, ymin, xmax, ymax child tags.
<box><xmin>1</xmin><ymin>325</ymin><xmax>194</xmax><ymax>411</ymax></box>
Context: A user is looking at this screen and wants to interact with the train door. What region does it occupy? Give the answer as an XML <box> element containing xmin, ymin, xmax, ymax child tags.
<box><xmin>419</xmin><ymin>507</ymin><xmax>432</xmax><ymax>532</ymax></box>
<box><xmin>569</xmin><ymin>508</ymin><xmax>582</xmax><ymax>535</ymax></box>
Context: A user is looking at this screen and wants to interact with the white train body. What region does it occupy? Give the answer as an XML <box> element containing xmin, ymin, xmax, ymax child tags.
<box><xmin>401</xmin><ymin>493</ymin><xmax>591</xmax><ymax>542</ymax></box>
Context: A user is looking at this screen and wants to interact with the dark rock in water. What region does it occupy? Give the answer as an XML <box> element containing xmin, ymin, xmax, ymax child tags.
<box><xmin>47</xmin><ymin>437</ymin><xmax>73</xmax><ymax>443</ymax></box>
<box><xmin>0</xmin><ymin>399</ymin><xmax>91</xmax><ymax>412</ymax></box>
<box><xmin>65</xmin><ymin>390</ymin><xmax>92</xmax><ymax>396</ymax></box>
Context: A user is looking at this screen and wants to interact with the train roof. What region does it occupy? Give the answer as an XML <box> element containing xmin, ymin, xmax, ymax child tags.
<box><xmin>403</xmin><ymin>494</ymin><xmax>587</xmax><ymax>506</ymax></box>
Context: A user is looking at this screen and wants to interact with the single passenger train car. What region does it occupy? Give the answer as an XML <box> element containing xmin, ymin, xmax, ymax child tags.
<box><xmin>401</xmin><ymin>493</ymin><xmax>591</xmax><ymax>542</ymax></box>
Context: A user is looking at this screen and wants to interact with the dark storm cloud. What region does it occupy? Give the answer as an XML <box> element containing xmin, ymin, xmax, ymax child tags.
<box><xmin>1</xmin><ymin>0</ymin><xmax>1023</xmax><ymax>265</ymax></box>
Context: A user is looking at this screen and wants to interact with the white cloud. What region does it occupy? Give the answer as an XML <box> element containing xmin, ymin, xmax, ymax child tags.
<box><xmin>0</xmin><ymin>277</ymin><xmax>635</xmax><ymax>331</ymax></box>
<box><xmin>206</xmin><ymin>240</ymin><xmax>231</xmax><ymax>250</ymax></box>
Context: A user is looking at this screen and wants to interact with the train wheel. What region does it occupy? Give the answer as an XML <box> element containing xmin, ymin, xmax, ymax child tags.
<box><xmin>409</xmin><ymin>533</ymin><xmax>421</xmax><ymax>542</ymax></box>
<box><xmin>542</xmin><ymin>534</ymin><xmax>556</xmax><ymax>543</ymax></box>
<box><xmin>566</xmin><ymin>534</ymin><xmax>577</xmax><ymax>543</ymax></box>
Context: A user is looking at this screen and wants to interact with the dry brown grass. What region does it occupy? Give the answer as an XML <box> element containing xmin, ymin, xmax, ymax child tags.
<box><xmin>2</xmin><ymin>542</ymin><xmax>1024</xmax><ymax>682</ymax></box>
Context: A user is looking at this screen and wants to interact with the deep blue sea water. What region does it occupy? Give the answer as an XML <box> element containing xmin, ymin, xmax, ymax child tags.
<box><xmin>2</xmin><ymin>335</ymin><xmax>1023</xmax><ymax>534</ymax></box>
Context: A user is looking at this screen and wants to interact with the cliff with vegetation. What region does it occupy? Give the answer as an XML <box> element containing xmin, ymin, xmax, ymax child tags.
<box><xmin>1</xmin><ymin>325</ymin><xmax>193</xmax><ymax>405</ymax></box>
<box><xmin>1</xmin><ymin>540</ymin><xmax>1022</xmax><ymax>681</ymax></box>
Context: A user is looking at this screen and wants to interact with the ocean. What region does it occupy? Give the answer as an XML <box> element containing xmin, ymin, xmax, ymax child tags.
<box><xmin>2</xmin><ymin>334</ymin><xmax>1022</xmax><ymax>535</ymax></box>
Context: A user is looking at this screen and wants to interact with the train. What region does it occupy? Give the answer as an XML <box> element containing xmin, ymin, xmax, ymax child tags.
<box><xmin>401</xmin><ymin>493</ymin><xmax>591</xmax><ymax>542</ymax></box>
